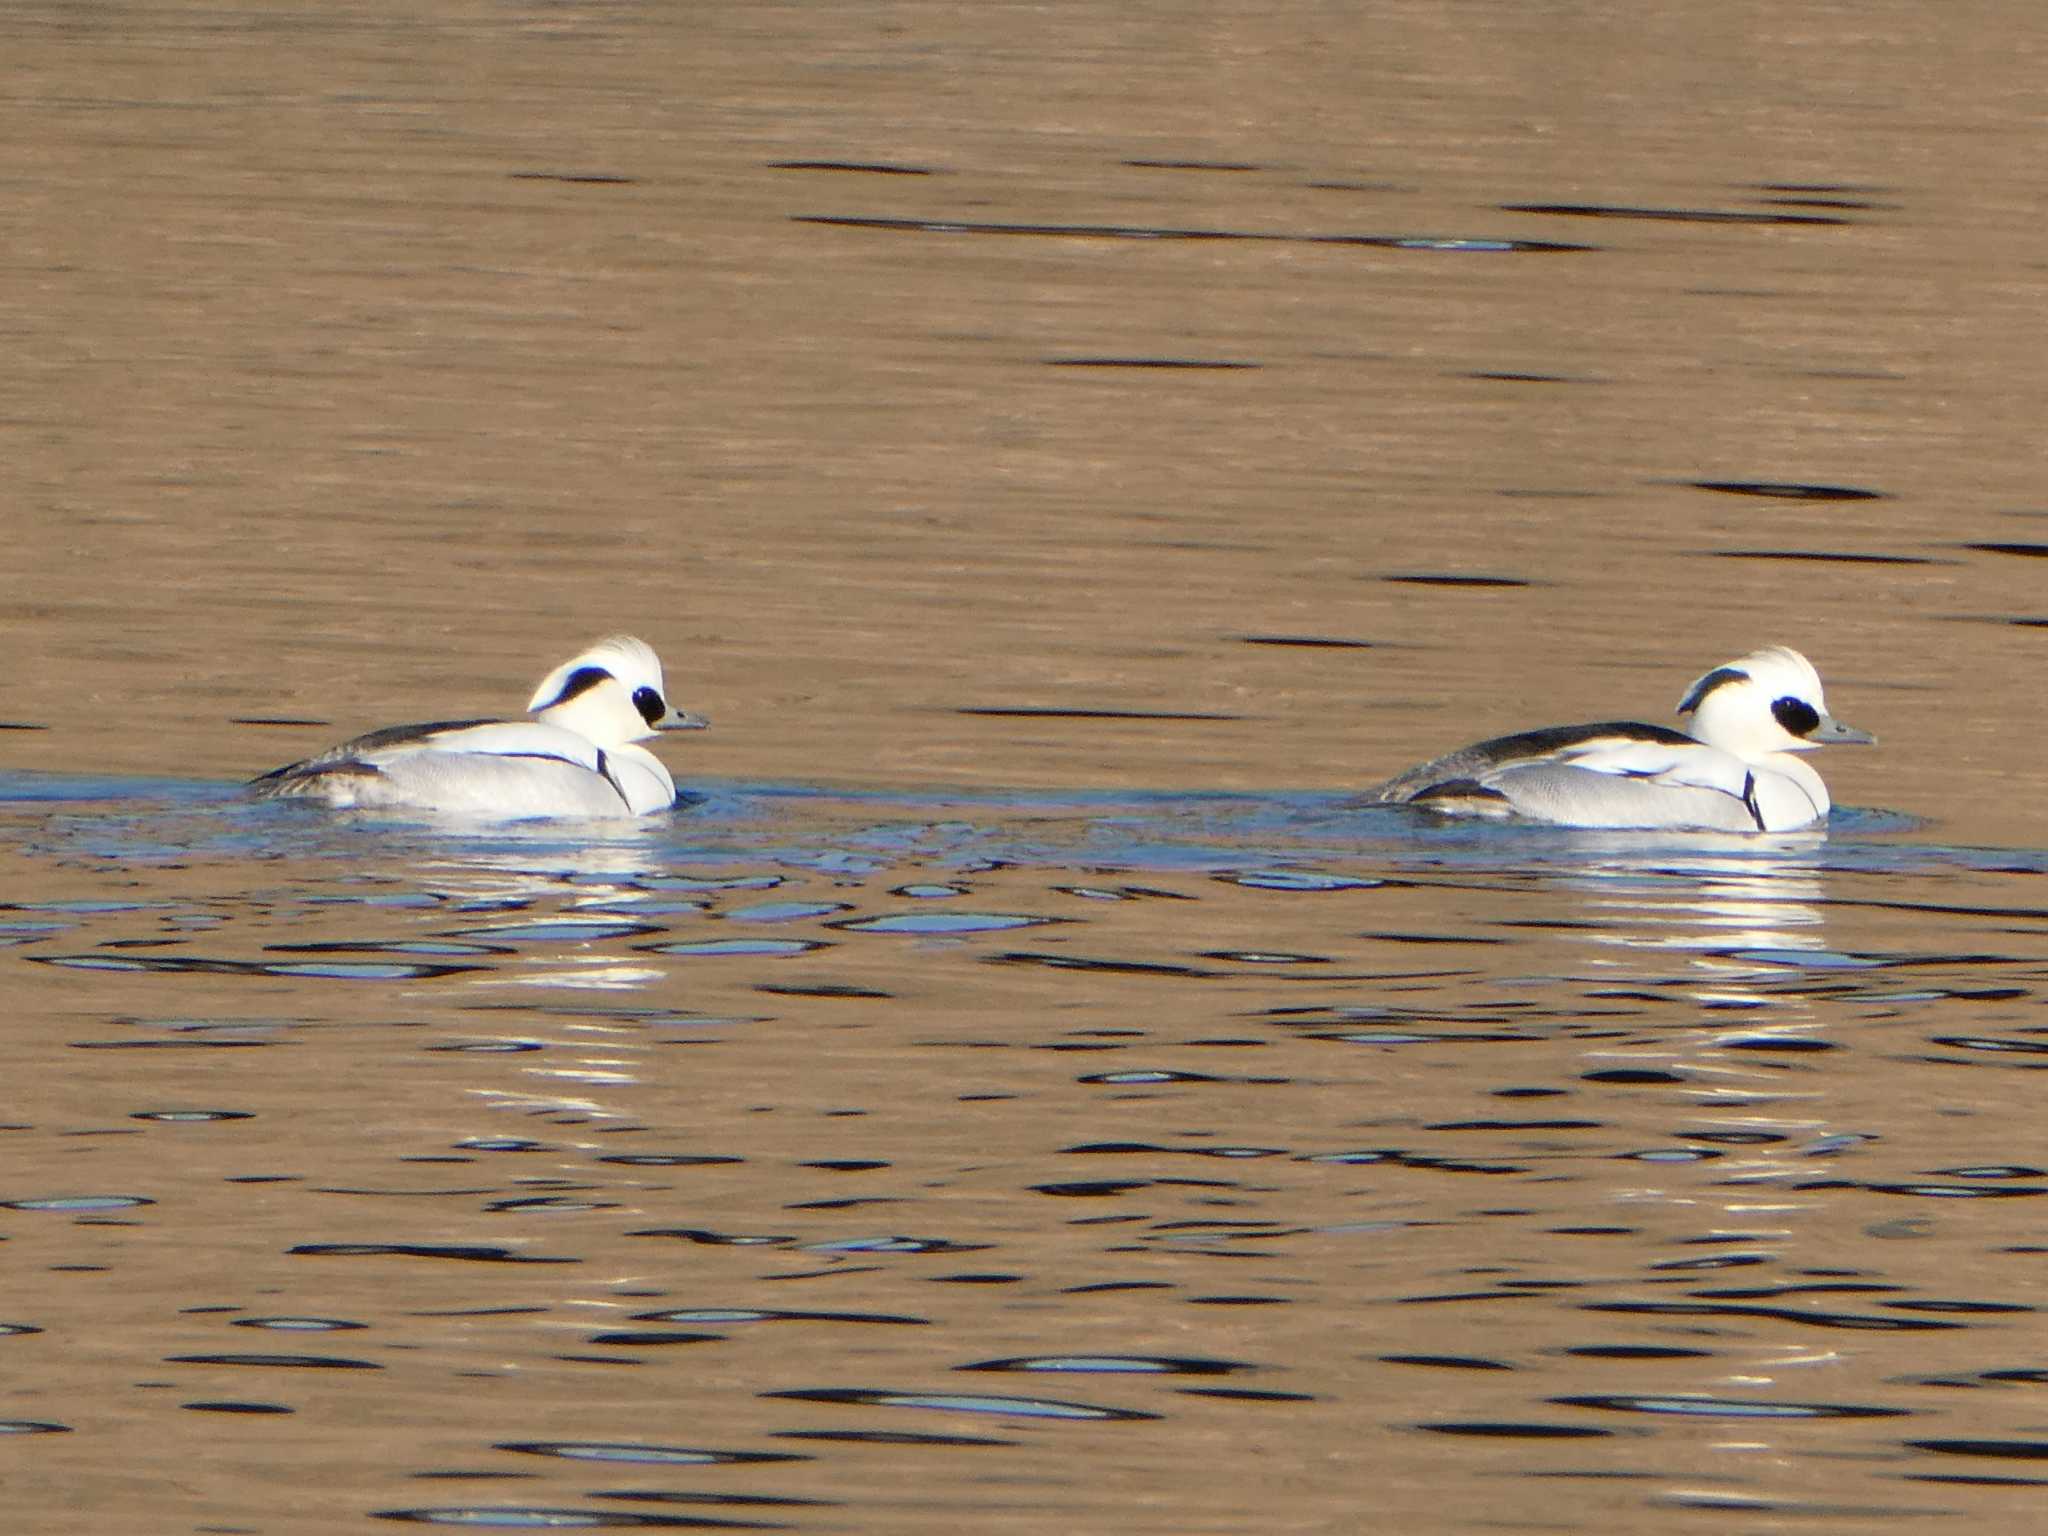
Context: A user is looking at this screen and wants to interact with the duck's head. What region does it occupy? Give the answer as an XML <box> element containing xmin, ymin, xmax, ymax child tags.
<box><xmin>1677</xmin><ymin>646</ymin><xmax>1873</xmax><ymax>758</ymax></box>
<box><xmin>526</xmin><ymin>635</ymin><xmax>709</xmax><ymax>746</ymax></box>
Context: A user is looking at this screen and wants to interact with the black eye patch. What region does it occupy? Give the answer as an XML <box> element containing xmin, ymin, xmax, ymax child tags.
<box><xmin>1771</xmin><ymin>696</ymin><xmax>1821</xmax><ymax>736</ymax></box>
<box><xmin>631</xmin><ymin>686</ymin><xmax>666</xmax><ymax>727</ymax></box>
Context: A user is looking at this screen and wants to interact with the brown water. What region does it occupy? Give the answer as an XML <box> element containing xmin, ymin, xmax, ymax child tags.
<box><xmin>7</xmin><ymin>1</ymin><xmax>2048</xmax><ymax>1531</ymax></box>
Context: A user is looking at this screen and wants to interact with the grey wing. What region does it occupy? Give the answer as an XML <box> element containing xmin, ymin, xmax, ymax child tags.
<box><xmin>1362</xmin><ymin>720</ymin><xmax>1692</xmax><ymax>804</ymax></box>
<box><xmin>250</xmin><ymin>717</ymin><xmax>634</xmax><ymax>817</ymax></box>
<box><xmin>1364</xmin><ymin>742</ymin><xmax>1525</xmax><ymax>804</ymax></box>
<box><xmin>1473</xmin><ymin>761</ymin><xmax>1765</xmax><ymax>831</ymax></box>
<box><xmin>250</xmin><ymin>719</ymin><xmax>498</xmax><ymax>790</ymax></box>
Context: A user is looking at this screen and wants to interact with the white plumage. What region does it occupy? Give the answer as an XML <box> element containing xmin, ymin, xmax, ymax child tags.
<box><xmin>251</xmin><ymin>635</ymin><xmax>707</xmax><ymax>820</ymax></box>
<box><xmin>1365</xmin><ymin>646</ymin><xmax>1873</xmax><ymax>832</ymax></box>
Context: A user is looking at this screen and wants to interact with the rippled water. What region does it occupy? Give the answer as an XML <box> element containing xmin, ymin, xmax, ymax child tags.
<box><xmin>12</xmin><ymin>0</ymin><xmax>2048</xmax><ymax>1529</ymax></box>
<box><xmin>8</xmin><ymin>770</ymin><xmax>2048</xmax><ymax>1530</ymax></box>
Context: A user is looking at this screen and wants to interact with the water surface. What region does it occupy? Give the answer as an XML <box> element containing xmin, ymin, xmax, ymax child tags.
<box><xmin>8</xmin><ymin>0</ymin><xmax>2048</xmax><ymax>1530</ymax></box>
<box><xmin>6</xmin><ymin>771</ymin><xmax>2048</xmax><ymax>1532</ymax></box>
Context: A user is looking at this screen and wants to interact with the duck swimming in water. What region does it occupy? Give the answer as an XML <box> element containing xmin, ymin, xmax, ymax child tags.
<box><xmin>251</xmin><ymin>635</ymin><xmax>707</xmax><ymax>820</ymax></box>
<box><xmin>1363</xmin><ymin>646</ymin><xmax>1873</xmax><ymax>832</ymax></box>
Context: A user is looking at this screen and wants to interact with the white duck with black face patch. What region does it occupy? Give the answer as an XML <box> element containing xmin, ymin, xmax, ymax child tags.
<box><xmin>251</xmin><ymin>635</ymin><xmax>708</xmax><ymax>820</ymax></box>
<box><xmin>1364</xmin><ymin>646</ymin><xmax>1874</xmax><ymax>832</ymax></box>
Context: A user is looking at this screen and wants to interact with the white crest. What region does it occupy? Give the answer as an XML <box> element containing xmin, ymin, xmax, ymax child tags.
<box><xmin>1677</xmin><ymin>645</ymin><xmax>1870</xmax><ymax>758</ymax></box>
<box><xmin>527</xmin><ymin>635</ymin><xmax>667</xmax><ymax>718</ymax></box>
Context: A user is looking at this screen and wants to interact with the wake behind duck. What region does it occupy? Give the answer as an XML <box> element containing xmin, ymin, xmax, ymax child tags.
<box><xmin>251</xmin><ymin>635</ymin><xmax>707</xmax><ymax>820</ymax></box>
<box><xmin>1364</xmin><ymin>646</ymin><xmax>1873</xmax><ymax>832</ymax></box>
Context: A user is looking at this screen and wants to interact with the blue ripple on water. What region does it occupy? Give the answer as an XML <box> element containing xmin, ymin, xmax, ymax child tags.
<box><xmin>643</xmin><ymin>938</ymin><xmax>825</xmax><ymax>959</ymax></box>
<box><xmin>29</xmin><ymin>954</ymin><xmax>487</xmax><ymax>981</ymax></box>
<box><xmin>1554</xmin><ymin>1393</ymin><xmax>1908</xmax><ymax>1419</ymax></box>
<box><xmin>958</xmin><ymin>1354</ymin><xmax>1252</xmax><ymax>1376</ymax></box>
<box><xmin>634</xmin><ymin>1308</ymin><xmax>927</xmax><ymax>1326</ymax></box>
<box><xmin>450</xmin><ymin>919</ymin><xmax>663</xmax><ymax>942</ymax></box>
<box><xmin>764</xmin><ymin>1386</ymin><xmax>1159</xmax><ymax>1421</ymax></box>
<box><xmin>498</xmin><ymin>1440</ymin><xmax>804</xmax><ymax>1465</ymax></box>
<box><xmin>1221</xmin><ymin>870</ymin><xmax>1385</xmax><ymax>892</ymax></box>
<box><xmin>373</xmin><ymin>1509</ymin><xmax>771</xmax><ymax>1528</ymax></box>
<box><xmin>721</xmin><ymin>900</ymin><xmax>853</xmax><ymax>924</ymax></box>
<box><xmin>834</xmin><ymin>911</ymin><xmax>1055</xmax><ymax>935</ymax></box>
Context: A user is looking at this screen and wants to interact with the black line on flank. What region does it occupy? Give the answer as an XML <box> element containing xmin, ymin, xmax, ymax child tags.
<box><xmin>1381</xmin><ymin>574</ymin><xmax>1532</xmax><ymax>588</ymax></box>
<box><xmin>1965</xmin><ymin>542</ymin><xmax>2048</xmax><ymax>559</ymax></box>
<box><xmin>231</xmin><ymin>717</ymin><xmax>331</xmax><ymax>728</ymax></box>
<box><xmin>0</xmin><ymin>721</ymin><xmax>50</xmax><ymax>731</ymax></box>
